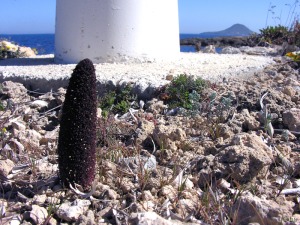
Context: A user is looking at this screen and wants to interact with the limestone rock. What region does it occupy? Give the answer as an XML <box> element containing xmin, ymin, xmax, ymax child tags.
<box><xmin>129</xmin><ymin>212</ymin><xmax>185</xmax><ymax>225</ymax></box>
<box><xmin>46</xmin><ymin>196</ymin><xmax>60</xmax><ymax>205</ymax></box>
<box><xmin>0</xmin><ymin>159</ymin><xmax>14</xmax><ymax>177</ymax></box>
<box><xmin>75</xmin><ymin>210</ymin><xmax>95</xmax><ymax>225</ymax></box>
<box><xmin>56</xmin><ymin>199</ymin><xmax>91</xmax><ymax>222</ymax></box>
<box><xmin>231</xmin><ymin>192</ymin><xmax>294</xmax><ymax>225</ymax></box>
<box><xmin>283</xmin><ymin>108</ymin><xmax>300</xmax><ymax>132</ymax></box>
<box><xmin>0</xmin><ymin>81</ymin><xmax>28</xmax><ymax>100</ymax></box>
<box><xmin>0</xmin><ymin>199</ymin><xmax>7</xmax><ymax>217</ymax></box>
<box><xmin>18</xmin><ymin>46</ymin><xmax>36</xmax><ymax>57</ymax></box>
<box><xmin>239</xmin><ymin>46</ymin><xmax>278</xmax><ymax>56</ymax></box>
<box><xmin>47</xmin><ymin>217</ymin><xmax>58</xmax><ymax>225</ymax></box>
<box><xmin>1</xmin><ymin>214</ymin><xmax>22</xmax><ymax>225</ymax></box>
<box><xmin>166</xmin><ymin>74</ymin><xmax>173</xmax><ymax>81</ymax></box>
<box><xmin>55</xmin><ymin>88</ymin><xmax>67</xmax><ymax>105</ymax></box>
<box><xmin>30</xmin><ymin>100</ymin><xmax>49</xmax><ymax>109</ymax></box>
<box><xmin>153</xmin><ymin>124</ymin><xmax>186</xmax><ymax>150</ymax></box>
<box><xmin>18</xmin><ymin>129</ymin><xmax>42</xmax><ymax>148</ymax></box>
<box><xmin>196</xmin><ymin>155</ymin><xmax>217</xmax><ymax>188</ymax></box>
<box><xmin>136</xmin><ymin>118</ymin><xmax>155</xmax><ymax>146</ymax></box>
<box><xmin>221</xmin><ymin>46</ymin><xmax>242</xmax><ymax>54</ymax></box>
<box><xmin>36</xmin><ymin>160</ymin><xmax>58</xmax><ymax>175</ymax></box>
<box><xmin>29</xmin><ymin>205</ymin><xmax>48</xmax><ymax>225</ymax></box>
<box><xmin>146</xmin><ymin>98</ymin><xmax>168</xmax><ymax>114</ymax></box>
<box><xmin>30</xmin><ymin>116</ymin><xmax>49</xmax><ymax>132</ymax></box>
<box><xmin>160</xmin><ymin>185</ymin><xmax>176</xmax><ymax>199</ymax></box>
<box><xmin>202</xmin><ymin>45</ymin><xmax>216</xmax><ymax>53</ymax></box>
<box><xmin>282</xmin><ymin>86</ymin><xmax>296</xmax><ymax>97</ymax></box>
<box><xmin>11</xmin><ymin>121</ymin><xmax>26</xmax><ymax>131</ymax></box>
<box><xmin>142</xmin><ymin>190</ymin><xmax>155</xmax><ymax>201</ymax></box>
<box><xmin>241</xmin><ymin>109</ymin><xmax>260</xmax><ymax>130</ymax></box>
<box><xmin>214</xmin><ymin>133</ymin><xmax>273</xmax><ymax>183</ymax></box>
<box><xmin>40</xmin><ymin>128</ymin><xmax>59</xmax><ymax>145</ymax></box>
<box><xmin>33</xmin><ymin>194</ymin><xmax>47</xmax><ymax>205</ymax></box>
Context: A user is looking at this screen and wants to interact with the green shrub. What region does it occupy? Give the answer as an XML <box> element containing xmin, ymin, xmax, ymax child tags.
<box><xmin>99</xmin><ymin>84</ymin><xmax>137</xmax><ymax>116</ymax></box>
<box><xmin>289</xmin><ymin>20</ymin><xmax>300</xmax><ymax>46</ymax></box>
<box><xmin>259</xmin><ymin>25</ymin><xmax>289</xmax><ymax>45</ymax></box>
<box><xmin>162</xmin><ymin>74</ymin><xmax>206</xmax><ymax>110</ymax></box>
<box><xmin>57</xmin><ymin>58</ymin><xmax>97</xmax><ymax>190</ymax></box>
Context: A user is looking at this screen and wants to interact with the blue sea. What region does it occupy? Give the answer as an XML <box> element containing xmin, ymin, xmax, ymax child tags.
<box><xmin>0</xmin><ymin>33</ymin><xmax>218</xmax><ymax>54</ymax></box>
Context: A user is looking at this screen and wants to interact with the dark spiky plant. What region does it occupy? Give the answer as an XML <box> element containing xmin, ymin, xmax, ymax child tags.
<box><xmin>57</xmin><ymin>58</ymin><xmax>97</xmax><ymax>190</ymax></box>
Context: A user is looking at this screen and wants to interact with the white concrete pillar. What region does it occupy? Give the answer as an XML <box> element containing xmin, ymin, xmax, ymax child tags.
<box><xmin>55</xmin><ymin>0</ymin><xmax>180</xmax><ymax>64</ymax></box>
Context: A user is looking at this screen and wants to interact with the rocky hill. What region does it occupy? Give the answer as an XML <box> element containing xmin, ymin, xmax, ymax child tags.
<box><xmin>199</xmin><ymin>23</ymin><xmax>255</xmax><ymax>37</ymax></box>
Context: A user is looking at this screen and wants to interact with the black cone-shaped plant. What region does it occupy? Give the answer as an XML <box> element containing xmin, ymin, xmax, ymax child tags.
<box><xmin>57</xmin><ymin>58</ymin><xmax>97</xmax><ymax>189</ymax></box>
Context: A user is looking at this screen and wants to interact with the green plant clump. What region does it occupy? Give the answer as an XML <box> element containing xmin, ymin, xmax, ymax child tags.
<box><xmin>259</xmin><ymin>25</ymin><xmax>289</xmax><ymax>45</ymax></box>
<box><xmin>57</xmin><ymin>58</ymin><xmax>97</xmax><ymax>190</ymax></box>
<box><xmin>99</xmin><ymin>84</ymin><xmax>137</xmax><ymax>116</ymax></box>
<box><xmin>163</xmin><ymin>74</ymin><xmax>206</xmax><ymax>110</ymax></box>
<box><xmin>289</xmin><ymin>20</ymin><xmax>300</xmax><ymax>47</ymax></box>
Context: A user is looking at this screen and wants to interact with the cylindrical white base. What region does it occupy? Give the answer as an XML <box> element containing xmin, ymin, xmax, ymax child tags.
<box><xmin>55</xmin><ymin>0</ymin><xmax>180</xmax><ymax>64</ymax></box>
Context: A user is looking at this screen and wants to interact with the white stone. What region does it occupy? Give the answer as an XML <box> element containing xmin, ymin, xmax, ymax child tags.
<box><xmin>18</xmin><ymin>46</ymin><xmax>37</xmax><ymax>57</ymax></box>
<box><xmin>8</xmin><ymin>215</ymin><xmax>22</xmax><ymax>225</ymax></box>
<box><xmin>30</xmin><ymin>205</ymin><xmax>48</xmax><ymax>225</ymax></box>
<box><xmin>0</xmin><ymin>159</ymin><xmax>14</xmax><ymax>177</ymax></box>
<box><xmin>11</xmin><ymin>121</ymin><xmax>26</xmax><ymax>131</ymax></box>
<box><xmin>33</xmin><ymin>194</ymin><xmax>47</xmax><ymax>205</ymax></box>
<box><xmin>221</xmin><ymin>46</ymin><xmax>242</xmax><ymax>54</ymax></box>
<box><xmin>56</xmin><ymin>199</ymin><xmax>91</xmax><ymax>222</ymax></box>
<box><xmin>40</xmin><ymin>128</ymin><xmax>59</xmax><ymax>145</ymax></box>
<box><xmin>0</xmin><ymin>199</ymin><xmax>7</xmax><ymax>218</ymax></box>
<box><xmin>55</xmin><ymin>0</ymin><xmax>180</xmax><ymax>63</ymax></box>
<box><xmin>31</xmin><ymin>100</ymin><xmax>48</xmax><ymax>108</ymax></box>
<box><xmin>161</xmin><ymin>185</ymin><xmax>176</xmax><ymax>199</ymax></box>
<box><xmin>129</xmin><ymin>212</ymin><xmax>184</xmax><ymax>225</ymax></box>
<box><xmin>18</xmin><ymin>129</ymin><xmax>42</xmax><ymax>148</ymax></box>
<box><xmin>97</xmin><ymin>108</ymin><xmax>102</xmax><ymax>118</ymax></box>
<box><xmin>37</xmin><ymin>161</ymin><xmax>58</xmax><ymax>174</ymax></box>
<box><xmin>283</xmin><ymin>108</ymin><xmax>300</xmax><ymax>132</ymax></box>
<box><xmin>9</xmin><ymin>139</ymin><xmax>25</xmax><ymax>153</ymax></box>
<box><xmin>202</xmin><ymin>45</ymin><xmax>216</xmax><ymax>53</ymax></box>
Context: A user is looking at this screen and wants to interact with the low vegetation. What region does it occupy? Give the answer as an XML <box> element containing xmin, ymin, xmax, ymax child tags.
<box><xmin>158</xmin><ymin>74</ymin><xmax>206</xmax><ymax>110</ymax></box>
<box><xmin>98</xmin><ymin>83</ymin><xmax>138</xmax><ymax>117</ymax></box>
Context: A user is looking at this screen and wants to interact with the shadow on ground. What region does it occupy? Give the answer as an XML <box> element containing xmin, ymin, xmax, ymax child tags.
<box><xmin>0</xmin><ymin>57</ymin><xmax>55</xmax><ymax>66</ymax></box>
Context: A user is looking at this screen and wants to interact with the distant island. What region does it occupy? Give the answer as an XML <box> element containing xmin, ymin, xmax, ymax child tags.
<box><xmin>180</xmin><ymin>24</ymin><xmax>257</xmax><ymax>51</ymax></box>
<box><xmin>198</xmin><ymin>24</ymin><xmax>255</xmax><ymax>37</ymax></box>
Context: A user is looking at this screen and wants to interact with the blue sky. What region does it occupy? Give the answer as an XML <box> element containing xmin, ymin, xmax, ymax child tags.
<box><xmin>0</xmin><ymin>0</ymin><xmax>298</xmax><ymax>34</ymax></box>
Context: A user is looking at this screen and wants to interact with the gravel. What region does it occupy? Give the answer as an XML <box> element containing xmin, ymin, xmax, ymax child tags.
<box><xmin>0</xmin><ymin>53</ymin><xmax>275</xmax><ymax>98</ymax></box>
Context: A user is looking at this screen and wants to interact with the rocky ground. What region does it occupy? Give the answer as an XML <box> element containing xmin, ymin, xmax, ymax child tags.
<box><xmin>0</xmin><ymin>54</ymin><xmax>300</xmax><ymax>225</ymax></box>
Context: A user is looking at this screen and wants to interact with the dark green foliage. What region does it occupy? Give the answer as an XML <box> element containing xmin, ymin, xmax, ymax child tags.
<box><xmin>0</xmin><ymin>101</ymin><xmax>4</xmax><ymax>111</ymax></box>
<box><xmin>99</xmin><ymin>84</ymin><xmax>137</xmax><ymax>116</ymax></box>
<box><xmin>289</xmin><ymin>20</ymin><xmax>300</xmax><ymax>47</ymax></box>
<box><xmin>259</xmin><ymin>25</ymin><xmax>289</xmax><ymax>45</ymax></box>
<box><xmin>162</xmin><ymin>74</ymin><xmax>206</xmax><ymax>109</ymax></box>
<box><xmin>248</xmin><ymin>21</ymin><xmax>300</xmax><ymax>47</ymax></box>
<box><xmin>57</xmin><ymin>58</ymin><xmax>97</xmax><ymax>189</ymax></box>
